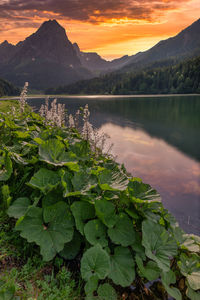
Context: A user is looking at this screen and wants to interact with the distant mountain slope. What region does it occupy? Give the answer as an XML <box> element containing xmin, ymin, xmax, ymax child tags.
<box><xmin>0</xmin><ymin>78</ymin><xmax>20</xmax><ymax>97</ymax></box>
<box><xmin>73</xmin><ymin>43</ymin><xmax>131</xmax><ymax>72</ymax></box>
<box><xmin>0</xmin><ymin>18</ymin><xmax>200</xmax><ymax>91</ymax></box>
<box><xmin>0</xmin><ymin>20</ymin><xmax>92</xmax><ymax>90</ymax></box>
<box><xmin>46</xmin><ymin>55</ymin><xmax>200</xmax><ymax>95</ymax></box>
<box><xmin>120</xmin><ymin>18</ymin><xmax>200</xmax><ymax>72</ymax></box>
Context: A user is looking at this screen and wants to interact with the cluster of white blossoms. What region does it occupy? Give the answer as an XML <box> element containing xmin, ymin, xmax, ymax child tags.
<box><xmin>81</xmin><ymin>104</ymin><xmax>113</xmax><ymax>156</ymax></box>
<box><xmin>39</xmin><ymin>98</ymin><xmax>66</xmax><ymax>127</ymax></box>
<box><xmin>38</xmin><ymin>98</ymin><xmax>113</xmax><ymax>156</ymax></box>
<box><xmin>19</xmin><ymin>82</ymin><xmax>28</xmax><ymax>113</ymax></box>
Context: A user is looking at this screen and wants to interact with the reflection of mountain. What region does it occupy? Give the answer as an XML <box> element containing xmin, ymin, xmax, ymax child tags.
<box><xmin>28</xmin><ymin>96</ymin><xmax>200</xmax><ymax>162</ymax></box>
<box><xmin>88</xmin><ymin>96</ymin><xmax>200</xmax><ymax>162</ymax></box>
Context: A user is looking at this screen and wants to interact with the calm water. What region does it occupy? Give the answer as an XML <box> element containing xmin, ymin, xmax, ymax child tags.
<box><xmin>28</xmin><ymin>95</ymin><xmax>200</xmax><ymax>235</ymax></box>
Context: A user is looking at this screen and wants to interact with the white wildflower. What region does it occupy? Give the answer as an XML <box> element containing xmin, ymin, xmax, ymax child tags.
<box><xmin>19</xmin><ymin>82</ymin><xmax>28</xmax><ymax>113</ymax></box>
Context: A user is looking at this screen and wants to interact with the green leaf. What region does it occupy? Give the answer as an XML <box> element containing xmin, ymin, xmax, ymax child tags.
<box><xmin>181</xmin><ymin>234</ymin><xmax>200</xmax><ymax>253</ymax></box>
<box><xmin>142</xmin><ymin>220</ymin><xmax>177</xmax><ymax>272</ymax></box>
<box><xmin>135</xmin><ymin>255</ymin><xmax>160</xmax><ymax>281</ymax></box>
<box><xmin>0</xmin><ymin>152</ymin><xmax>12</xmax><ymax>182</ymax></box>
<box><xmin>59</xmin><ymin>231</ymin><xmax>82</xmax><ymax>260</ymax></box>
<box><xmin>16</xmin><ymin>202</ymin><xmax>74</xmax><ymax>261</ymax></box>
<box><xmin>69</xmin><ymin>140</ymin><xmax>90</xmax><ymax>160</ymax></box>
<box><xmin>187</xmin><ymin>273</ymin><xmax>200</xmax><ymax>291</ymax></box>
<box><xmin>81</xmin><ymin>244</ymin><xmax>110</xmax><ymax>281</ymax></box>
<box><xmin>71</xmin><ymin>201</ymin><xmax>95</xmax><ymax>235</ymax></box>
<box><xmin>39</xmin><ymin>138</ymin><xmax>77</xmax><ymax>166</ymax></box>
<box><xmin>178</xmin><ymin>253</ymin><xmax>200</xmax><ymax>290</ymax></box>
<box><xmin>161</xmin><ymin>270</ymin><xmax>182</xmax><ymax>300</ymax></box>
<box><xmin>98</xmin><ymin>169</ymin><xmax>129</xmax><ymax>191</ymax></box>
<box><xmin>28</xmin><ymin>168</ymin><xmax>60</xmax><ymax>194</ymax></box>
<box><xmin>108</xmin><ymin>213</ymin><xmax>136</xmax><ymax>246</ymax></box>
<box><xmin>84</xmin><ymin>275</ymin><xmax>99</xmax><ymax>296</ymax></box>
<box><xmin>59</xmin><ymin>169</ymin><xmax>73</xmax><ymax>197</ymax></box>
<box><xmin>84</xmin><ymin>219</ymin><xmax>108</xmax><ymax>247</ymax></box>
<box><xmin>108</xmin><ymin>246</ymin><xmax>135</xmax><ymax>287</ymax></box>
<box><xmin>72</xmin><ymin>171</ymin><xmax>97</xmax><ymax>194</ymax></box>
<box><xmin>1</xmin><ymin>185</ymin><xmax>12</xmax><ymax>209</ymax></box>
<box><xmin>98</xmin><ymin>283</ymin><xmax>117</xmax><ymax>300</ymax></box>
<box><xmin>186</xmin><ymin>284</ymin><xmax>200</xmax><ymax>300</ymax></box>
<box><xmin>14</xmin><ymin>131</ymin><xmax>30</xmax><ymax>139</ymax></box>
<box><xmin>7</xmin><ymin>197</ymin><xmax>31</xmax><ymax>219</ymax></box>
<box><xmin>128</xmin><ymin>180</ymin><xmax>161</xmax><ymax>202</ymax></box>
<box><xmin>95</xmin><ymin>199</ymin><xmax>117</xmax><ymax>228</ymax></box>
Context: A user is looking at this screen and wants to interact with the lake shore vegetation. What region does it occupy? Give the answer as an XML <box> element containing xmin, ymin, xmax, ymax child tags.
<box><xmin>0</xmin><ymin>85</ymin><xmax>200</xmax><ymax>299</ymax></box>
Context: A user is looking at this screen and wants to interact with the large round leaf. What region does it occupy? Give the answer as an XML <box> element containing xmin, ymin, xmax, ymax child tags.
<box><xmin>71</xmin><ymin>201</ymin><xmax>95</xmax><ymax>235</ymax></box>
<box><xmin>28</xmin><ymin>168</ymin><xmax>60</xmax><ymax>194</ymax></box>
<box><xmin>81</xmin><ymin>244</ymin><xmax>110</xmax><ymax>281</ymax></box>
<box><xmin>7</xmin><ymin>197</ymin><xmax>31</xmax><ymax>219</ymax></box>
<box><xmin>72</xmin><ymin>171</ymin><xmax>97</xmax><ymax>194</ymax></box>
<box><xmin>39</xmin><ymin>138</ymin><xmax>77</xmax><ymax>167</ymax></box>
<box><xmin>142</xmin><ymin>220</ymin><xmax>177</xmax><ymax>272</ymax></box>
<box><xmin>84</xmin><ymin>219</ymin><xmax>108</xmax><ymax>247</ymax></box>
<box><xmin>95</xmin><ymin>199</ymin><xmax>117</xmax><ymax>228</ymax></box>
<box><xmin>108</xmin><ymin>213</ymin><xmax>136</xmax><ymax>246</ymax></box>
<box><xmin>128</xmin><ymin>180</ymin><xmax>161</xmax><ymax>202</ymax></box>
<box><xmin>98</xmin><ymin>169</ymin><xmax>129</xmax><ymax>191</ymax></box>
<box><xmin>108</xmin><ymin>246</ymin><xmax>135</xmax><ymax>287</ymax></box>
<box><xmin>16</xmin><ymin>202</ymin><xmax>74</xmax><ymax>261</ymax></box>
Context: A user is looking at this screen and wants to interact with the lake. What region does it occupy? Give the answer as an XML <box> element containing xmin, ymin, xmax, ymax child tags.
<box><xmin>27</xmin><ymin>95</ymin><xmax>200</xmax><ymax>235</ymax></box>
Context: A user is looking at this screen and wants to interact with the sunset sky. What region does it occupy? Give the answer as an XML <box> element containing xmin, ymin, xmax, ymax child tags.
<box><xmin>0</xmin><ymin>0</ymin><xmax>199</xmax><ymax>60</ymax></box>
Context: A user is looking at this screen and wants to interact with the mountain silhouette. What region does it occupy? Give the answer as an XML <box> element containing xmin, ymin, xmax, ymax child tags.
<box><xmin>0</xmin><ymin>18</ymin><xmax>200</xmax><ymax>90</ymax></box>
<box><xmin>0</xmin><ymin>20</ymin><xmax>92</xmax><ymax>90</ymax></box>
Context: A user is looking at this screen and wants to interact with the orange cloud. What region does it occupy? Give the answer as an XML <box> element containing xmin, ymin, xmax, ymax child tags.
<box><xmin>0</xmin><ymin>0</ymin><xmax>199</xmax><ymax>59</ymax></box>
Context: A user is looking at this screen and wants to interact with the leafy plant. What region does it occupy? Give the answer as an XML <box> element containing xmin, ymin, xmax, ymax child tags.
<box><xmin>0</xmin><ymin>103</ymin><xmax>200</xmax><ymax>299</ymax></box>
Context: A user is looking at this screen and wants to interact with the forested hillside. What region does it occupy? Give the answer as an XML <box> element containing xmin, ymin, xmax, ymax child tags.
<box><xmin>46</xmin><ymin>56</ymin><xmax>200</xmax><ymax>95</ymax></box>
<box><xmin>0</xmin><ymin>78</ymin><xmax>20</xmax><ymax>97</ymax></box>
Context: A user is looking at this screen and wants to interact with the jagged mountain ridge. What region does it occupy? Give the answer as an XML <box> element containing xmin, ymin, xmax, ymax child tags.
<box><xmin>0</xmin><ymin>18</ymin><xmax>200</xmax><ymax>90</ymax></box>
<box><xmin>0</xmin><ymin>20</ymin><xmax>92</xmax><ymax>90</ymax></box>
<box><xmin>73</xmin><ymin>42</ymin><xmax>132</xmax><ymax>72</ymax></box>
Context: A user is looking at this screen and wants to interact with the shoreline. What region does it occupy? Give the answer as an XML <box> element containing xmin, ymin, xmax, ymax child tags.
<box><xmin>0</xmin><ymin>93</ymin><xmax>200</xmax><ymax>101</ymax></box>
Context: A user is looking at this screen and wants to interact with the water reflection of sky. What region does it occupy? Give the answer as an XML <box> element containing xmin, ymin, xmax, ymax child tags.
<box><xmin>99</xmin><ymin>123</ymin><xmax>200</xmax><ymax>235</ymax></box>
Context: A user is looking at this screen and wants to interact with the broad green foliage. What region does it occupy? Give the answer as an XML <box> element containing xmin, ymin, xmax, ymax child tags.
<box><xmin>178</xmin><ymin>253</ymin><xmax>200</xmax><ymax>290</ymax></box>
<box><xmin>7</xmin><ymin>197</ymin><xmax>30</xmax><ymax>219</ymax></box>
<box><xmin>161</xmin><ymin>270</ymin><xmax>182</xmax><ymax>300</ymax></box>
<box><xmin>108</xmin><ymin>246</ymin><xmax>135</xmax><ymax>287</ymax></box>
<box><xmin>142</xmin><ymin>219</ymin><xmax>177</xmax><ymax>271</ymax></box>
<box><xmin>97</xmin><ymin>283</ymin><xmax>117</xmax><ymax>300</ymax></box>
<box><xmin>94</xmin><ymin>199</ymin><xmax>116</xmax><ymax>228</ymax></box>
<box><xmin>39</xmin><ymin>138</ymin><xmax>77</xmax><ymax>167</ymax></box>
<box><xmin>108</xmin><ymin>213</ymin><xmax>136</xmax><ymax>246</ymax></box>
<box><xmin>16</xmin><ymin>202</ymin><xmax>74</xmax><ymax>261</ymax></box>
<box><xmin>71</xmin><ymin>202</ymin><xmax>95</xmax><ymax>235</ymax></box>
<box><xmin>98</xmin><ymin>169</ymin><xmax>129</xmax><ymax>191</ymax></box>
<box><xmin>81</xmin><ymin>244</ymin><xmax>110</xmax><ymax>281</ymax></box>
<box><xmin>0</xmin><ymin>107</ymin><xmax>200</xmax><ymax>299</ymax></box>
<box><xmin>28</xmin><ymin>168</ymin><xmax>60</xmax><ymax>194</ymax></box>
<box><xmin>84</xmin><ymin>219</ymin><xmax>108</xmax><ymax>247</ymax></box>
<box><xmin>135</xmin><ymin>255</ymin><xmax>160</xmax><ymax>281</ymax></box>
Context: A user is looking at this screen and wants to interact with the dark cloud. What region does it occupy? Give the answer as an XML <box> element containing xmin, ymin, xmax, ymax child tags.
<box><xmin>0</xmin><ymin>0</ymin><xmax>191</xmax><ymax>24</ymax></box>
